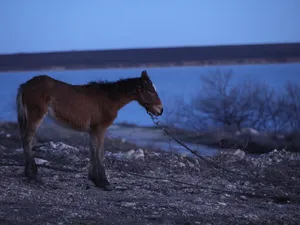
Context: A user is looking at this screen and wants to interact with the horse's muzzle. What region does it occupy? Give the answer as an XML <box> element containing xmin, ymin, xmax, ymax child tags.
<box><xmin>152</xmin><ymin>104</ymin><xmax>164</xmax><ymax>116</ymax></box>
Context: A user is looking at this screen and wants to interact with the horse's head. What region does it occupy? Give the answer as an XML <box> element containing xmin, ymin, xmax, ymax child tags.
<box><xmin>136</xmin><ymin>70</ymin><xmax>163</xmax><ymax>116</ymax></box>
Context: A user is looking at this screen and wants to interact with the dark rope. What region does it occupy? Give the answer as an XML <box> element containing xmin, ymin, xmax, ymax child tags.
<box><xmin>147</xmin><ymin>113</ymin><xmax>300</xmax><ymax>194</ymax></box>
<box><xmin>125</xmin><ymin>171</ymin><xmax>299</xmax><ymax>203</ymax></box>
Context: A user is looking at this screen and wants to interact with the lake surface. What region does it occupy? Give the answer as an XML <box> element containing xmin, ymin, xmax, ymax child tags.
<box><xmin>107</xmin><ymin>125</ymin><xmax>218</xmax><ymax>156</ymax></box>
<box><xmin>1</xmin><ymin>63</ymin><xmax>300</xmax><ymax>126</ymax></box>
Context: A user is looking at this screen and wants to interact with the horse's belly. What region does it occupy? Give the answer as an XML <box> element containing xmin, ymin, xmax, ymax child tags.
<box><xmin>47</xmin><ymin>105</ymin><xmax>90</xmax><ymax>132</ymax></box>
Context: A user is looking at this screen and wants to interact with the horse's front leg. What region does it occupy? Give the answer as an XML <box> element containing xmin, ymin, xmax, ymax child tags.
<box><xmin>88</xmin><ymin>128</ymin><xmax>113</xmax><ymax>191</ymax></box>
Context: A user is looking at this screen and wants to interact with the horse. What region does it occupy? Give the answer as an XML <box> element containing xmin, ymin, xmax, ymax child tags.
<box><xmin>16</xmin><ymin>70</ymin><xmax>163</xmax><ymax>191</ymax></box>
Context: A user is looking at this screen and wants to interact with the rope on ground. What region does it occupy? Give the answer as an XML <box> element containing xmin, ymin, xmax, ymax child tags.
<box><xmin>0</xmin><ymin>162</ymin><xmax>81</xmax><ymax>173</ymax></box>
<box><xmin>148</xmin><ymin>113</ymin><xmax>233</xmax><ymax>171</ymax></box>
<box><xmin>147</xmin><ymin>113</ymin><xmax>300</xmax><ymax>193</ymax></box>
<box><xmin>148</xmin><ymin>113</ymin><xmax>252</xmax><ymax>176</ymax></box>
<box><xmin>124</xmin><ymin>171</ymin><xmax>299</xmax><ymax>204</ymax></box>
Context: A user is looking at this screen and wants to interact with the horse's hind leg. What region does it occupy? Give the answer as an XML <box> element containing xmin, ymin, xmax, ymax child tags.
<box><xmin>22</xmin><ymin>127</ymin><xmax>38</xmax><ymax>181</ymax></box>
<box><xmin>20</xmin><ymin>109</ymin><xmax>46</xmax><ymax>182</ymax></box>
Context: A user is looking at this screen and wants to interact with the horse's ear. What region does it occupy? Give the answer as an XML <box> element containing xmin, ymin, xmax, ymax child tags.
<box><xmin>141</xmin><ymin>70</ymin><xmax>148</xmax><ymax>79</ymax></box>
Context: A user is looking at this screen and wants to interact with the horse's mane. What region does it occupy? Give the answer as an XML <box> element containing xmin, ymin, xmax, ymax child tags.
<box><xmin>85</xmin><ymin>77</ymin><xmax>141</xmax><ymax>98</ymax></box>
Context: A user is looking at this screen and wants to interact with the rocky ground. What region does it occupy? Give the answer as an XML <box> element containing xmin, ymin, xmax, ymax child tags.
<box><xmin>0</xmin><ymin>122</ymin><xmax>300</xmax><ymax>225</ymax></box>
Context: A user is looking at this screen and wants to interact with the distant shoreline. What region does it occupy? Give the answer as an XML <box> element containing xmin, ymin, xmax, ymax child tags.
<box><xmin>1</xmin><ymin>43</ymin><xmax>300</xmax><ymax>72</ymax></box>
<box><xmin>1</xmin><ymin>60</ymin><xmax>300</xmax><ymax>73</ymax></box>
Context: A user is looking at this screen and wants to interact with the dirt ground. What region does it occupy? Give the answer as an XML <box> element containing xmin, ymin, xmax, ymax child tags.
<box><xmin>0</xmin><ymin>122</ymin><xmax>300</xmax><ymax>225</ymax></box>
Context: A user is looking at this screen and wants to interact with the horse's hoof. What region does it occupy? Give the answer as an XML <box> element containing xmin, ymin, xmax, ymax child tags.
<box><xmin>102</xmin><ymin>183</ymin><xmax>114</xmax><ymax>191</ymax></box>
<box><xmin>95</xmin><ymin>182</ymin><xmax>114</xmax><ymax>191</ymax></box>
<box><xmin>26</xmin><ymin>174</ymin><xmax>44</xmax><ymax>185</ymax></box>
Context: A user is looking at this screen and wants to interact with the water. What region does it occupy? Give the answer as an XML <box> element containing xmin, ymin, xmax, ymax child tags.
<box><xmin>1</xmin><ymin>63</ymin><xmax>300</xmax><ymax>126</ymax></box>
<box><xmin>107</xmin><ymin>125</ymin><xmax>218</xmax><ymax>156</ymax></box>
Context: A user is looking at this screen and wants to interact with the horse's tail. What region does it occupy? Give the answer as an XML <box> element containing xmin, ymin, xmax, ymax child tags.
<box><xmin>16</xmin><ymin>84</ymin><xmax>27</xmax><ymax>136</ymax></box>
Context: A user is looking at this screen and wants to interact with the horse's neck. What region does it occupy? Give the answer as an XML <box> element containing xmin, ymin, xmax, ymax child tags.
<box><xmin>113</xmin><ymin>80</ymin><xmax>139</xmax><ymax>110</ymax></box>
<box><xmin>115</xmin><ymin>93</ymin><xmax>136</xmax><ymax>110</ymax></box>
<box><xmin>84</xmin><ymin>79</ymin><xmax>139</xmax><ymax>111</ymax></box>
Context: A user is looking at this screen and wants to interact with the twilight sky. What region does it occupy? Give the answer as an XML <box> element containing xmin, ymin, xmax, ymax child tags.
<box><xmin>0</xmin><ymin>0</ymin><xmax>299</xmax><ymax>54</ymax></box>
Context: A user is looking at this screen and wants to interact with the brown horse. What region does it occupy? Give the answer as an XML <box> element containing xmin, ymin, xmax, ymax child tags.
<box><xmin>16</xmin><ymin>70</ymin><xmax>163</xmax><ymax>191</ymax></box>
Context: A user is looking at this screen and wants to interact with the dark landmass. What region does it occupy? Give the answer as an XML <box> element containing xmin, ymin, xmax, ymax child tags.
<box><xmin>0</xmin><ymin>43</ymin><xmax>300</xmax><ymax>72</ymax></box>
<box><xmin>1</xmin><ymin>122</ymin><xmax>300</xmax><ymax>225</ymax></box>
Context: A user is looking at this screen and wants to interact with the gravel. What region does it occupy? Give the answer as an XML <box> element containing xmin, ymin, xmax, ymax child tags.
<box><xmin>0</xmin><ymin>122</ymin><xmax>300</xmax><ymax>225</ymax></box>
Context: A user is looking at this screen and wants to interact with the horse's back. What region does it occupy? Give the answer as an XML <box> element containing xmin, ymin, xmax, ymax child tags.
<box><xmin>22</xmin><ymin>75</ymin><xmax>67</xmax><ymax>89</ymax></box>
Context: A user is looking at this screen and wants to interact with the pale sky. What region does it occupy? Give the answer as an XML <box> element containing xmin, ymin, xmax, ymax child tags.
<box><xmin>0</xmin><ymin>0</ymin><xmax>299</xmax><ymax>53</ymax></box>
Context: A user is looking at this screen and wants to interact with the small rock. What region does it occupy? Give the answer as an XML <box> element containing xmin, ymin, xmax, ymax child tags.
<box><xmin>194</xmin><ymin>159</ymin><xmax>200</xmax><ymax>165</ymax></box>
<box><xmin>245</xmin><ymin>213</ymin><xmax>259</xmax><ymax>220</ymax></box>
<box><xmin>186</xmin><ymin>156</ymin><xmax>196</xmax><ymax>163</ymax></box>
<box><xmin>152</xmin><ymin>152</ymin><xmax>161</xmax><ymax>157</ymax></box>
<box><xmin>35</xmin><ymin>158</ymin><xmax>50</xmax><ymax>165</ymax></box>
<box><xmin>15</xmin><ymin>148</ymin><xmax>23</xmax><ymax>153</ymax></box>
<box><xmin>227</xmin><ymin>184</ymin><xmax>236</xmax><ymax>189</ymax></box>
<box><xmin>121</xmin><ymin>202</ymin><xmax>136</xmax><ymax>207</ymax></box>
<box><xmin>240</xmin><ymin>127</ymin><xmax>260</xmax><ymax>136</ymax></box>
<box><xmin>70</xmin><ymin>156</ymin><xmax>80</xmax><ymax>162</ymax></box>
<box><xmin>243</xmin><ymin>181</ymin><xmax>250</xmax><ymax>186</ymax></box>
<box><xmin>240</xmin><ymin>195</ymin><xmax>247</xmax><ymax>200</ymax></box>
<box><xmin>115</xmin><ymin>186</ymin><xmax>128</xmax><ymax>191</ymax></box>
<box><xmin>112</xmin><ymin>152</ymin><xmax>126</xmax><ymax>160</ymax></box>
<box><xmin>218</xmin><ymin>202</ymin><xmax>227</xmax><ymax>206</ymax></box>
<box><xmin>233</xmin><ymin>149</ymin><xmax>246</xmax><ymax>158</ymax></box>
<box><xmin>75</xmin><ymin>174</ymin><xmax>81</xmax><ymax>178</ymax></box>
<box><xmin>178</xmin><ymin>162</ymin><xmax>185</xmax><ymax>167</ymax></box>
<box><xmin>124</xmin><ymin>149</ymin><xmax>145</xmax><ymax>160</ymax></box>
<box><xmin>124</xmin><ymin>149</ymin><xmax>135</xmax><ymax>159</ymax></box>
<box><xmin>161</xmin><ymin>179</ymin><xmax>170</xmax><ymax>183</ymax></box>
<box><xmin>49</xmin><ymin>141</ymin><xmax>79</xmax><ymax>152</ymax></box>
<box><xmin>6</xmin><ymin>134</ymin><xmax>11</xmax><ymax>138</ymax></box>
<box><xmin>105</xmin><ymin>151</ymin><xmax>112</xmax><ymax>157</ymax></box>
<box><xmin>134</xmin><ymin>149</ymin><xmax>145</xmax><ymax>160</ymax></box>
<box><xmin>187</xmin><ymin>161</ymin><xmax>194</xmax><ymax>167</ymax></box>
<box><xmin>178</xmin><ymin>153</ymin><xmax>188</xmax><ymax>158</ymax></box>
